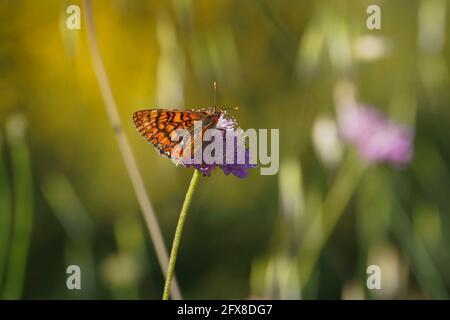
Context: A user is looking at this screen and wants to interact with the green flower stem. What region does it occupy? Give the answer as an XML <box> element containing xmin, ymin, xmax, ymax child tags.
<box><xmin>163</xmin><ymin>170</ymin><xmax>201</xmax><ymax>300</ymax></box>
<box><xmin>0</xmin><ymin>135</ymin><xmax>12</xmax><ymax>291</ymax></box>
<box><xmin>3</xmin><ymin>118</ymin><xmax>33</xmax><ymax>299</ymax></box>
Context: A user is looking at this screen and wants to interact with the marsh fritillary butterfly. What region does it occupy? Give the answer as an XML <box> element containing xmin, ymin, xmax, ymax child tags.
<box><xmin>133</xmin><ymin>108</ymin><xmax>224</xmax><ymax>161</ymax></box>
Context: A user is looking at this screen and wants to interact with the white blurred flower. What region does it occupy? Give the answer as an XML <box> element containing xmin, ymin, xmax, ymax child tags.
<box><xmin>101</xmin><ymin>253</ymin><xmax>139</xmax><ymax>288</ymax></box>
<box><xmin>368</xmin><ymin>244</ymin><xmax>405</xmax><ymax>299</ymax></box>
<box><xmin>312</xmin><ymin>116</ymin><xmax>343</xmax><ymax>167</ymax></box>
<box><xmin>6</xmin><ymin>114</ymin><xmax>27</xmax><ymax>141</ymax></box>
<box><xmin>264</xmin><ymin>255</ymin><xmax>301</xmax><ymax>300</ymax></box>
<box><xmin>353</xmin><ymin>36</ymin><xmax>392</xmax><ymax>61</ymax></box>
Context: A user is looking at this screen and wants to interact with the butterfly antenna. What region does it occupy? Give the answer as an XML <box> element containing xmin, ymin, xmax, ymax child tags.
<box><xmin>213</xmin><ymin>81</ymin><xmax>217</xmax><ymax>107</ymax></box>
<box><xmin>212</xmin><ymin>82</ymin><xmax>239</xmax><ymax>112</ymax></box>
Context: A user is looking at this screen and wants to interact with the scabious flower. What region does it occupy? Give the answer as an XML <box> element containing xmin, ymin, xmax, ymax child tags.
<box><xmin>186</xmin><ymin>113</ymin><xmax>257</xmax><ymax>178</ymax></box>
<box><xmin>338</xmin><ymin>106</ymin><xmax>414</xmax><ymax>166</ymax></box>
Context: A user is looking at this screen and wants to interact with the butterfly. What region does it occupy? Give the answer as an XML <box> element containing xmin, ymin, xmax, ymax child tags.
<box><xmin>133</xmin><ymin>108</ymin><xmax>224</xmax><ymax>163</ymax></box>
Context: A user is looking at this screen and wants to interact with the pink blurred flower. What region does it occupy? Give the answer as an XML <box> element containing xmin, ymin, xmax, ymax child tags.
<box><xmin>338</xmin><ymin>106</ymin><xmax>414</xmax><ymax>166</ymax></box>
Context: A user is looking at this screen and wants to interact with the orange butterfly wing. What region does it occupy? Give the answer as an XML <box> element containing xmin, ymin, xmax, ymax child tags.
<box><xmin>133</xmin><ymin>109</ymin><xmax>221</xmax><ymax>160</ymax></box>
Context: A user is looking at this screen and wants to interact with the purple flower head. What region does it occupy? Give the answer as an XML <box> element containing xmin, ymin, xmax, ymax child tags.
<box><xmin>185</xmin><ymin>112</ymin><xmax>257</xmax><ymax>178</ymax></box>
<box><xmin>338</xmin><ymin>106</ymin><xmax>414</xmax><ymax>166</ymax></box>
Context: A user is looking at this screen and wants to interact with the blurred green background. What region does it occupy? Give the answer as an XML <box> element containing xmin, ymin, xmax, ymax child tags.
<box><xmin>1</xmin><ymin>0</ymin><xmax>450</xmax><ymax>299</ymax></box>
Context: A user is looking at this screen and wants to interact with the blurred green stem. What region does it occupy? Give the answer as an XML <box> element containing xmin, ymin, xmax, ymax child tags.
<box><xmin>298</xmin><ymin>154</ymin><xmax>365</xmax><ymax>289</ymax></box>
<box><xmin>0</xmin><ymin>136</ymin><xmax>12</xmax><ymax>291</ymax></box>
<box><xmin>2</xmin><ymin>118</ymin><xmax>33</xmax><ymax>299</ymax></box>
<box><xmin>163</xmin><ymin>170</ymin><xmax>201</xmax><ymax>300</ymax></box>
<box><xmin>391</xmin><ymin>199</ymin><xmax>449</xmax><ymax>299</ymax></box>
